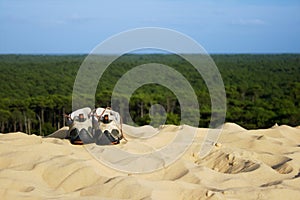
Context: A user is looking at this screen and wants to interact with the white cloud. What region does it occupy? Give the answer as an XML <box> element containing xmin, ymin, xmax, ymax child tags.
<box><xmin>231</xmin><ymin>18</ymin><xmax>266</xmax><ymax>25</ymax></box>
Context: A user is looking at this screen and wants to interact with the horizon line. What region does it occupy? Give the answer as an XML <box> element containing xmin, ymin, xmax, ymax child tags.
<box><xmin>1</xmin><ymin>52</ymin><xmax>300</xmax><ymax>56</ymax></box>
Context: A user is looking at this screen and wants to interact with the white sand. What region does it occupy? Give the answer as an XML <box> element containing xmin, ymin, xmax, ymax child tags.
<box><xmin>1</xmin><ymin>123</ymin><xmax>300</xmax><ymax>200</ymax></box>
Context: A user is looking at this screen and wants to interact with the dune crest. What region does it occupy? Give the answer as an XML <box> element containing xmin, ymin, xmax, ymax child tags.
<box><xmin>222</xmin><ymin>122</ymin><xmax>247</xmax><ymax>132</ymax></box>
<box><xmin>1</xmin><ymin>123</ymin><xmax>300</xmax><ymax>199</ymax></box>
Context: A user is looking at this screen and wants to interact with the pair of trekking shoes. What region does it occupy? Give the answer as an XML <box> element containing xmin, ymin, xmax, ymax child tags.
<box><xmin>95</xmin><ymin>129</ymin><xmax>121</xmax><ymax>145</ymax></box>
<box><xmin>69</xmin><ymin>126</ymin><xmax>121</xmax><ymax>145</ymax></box>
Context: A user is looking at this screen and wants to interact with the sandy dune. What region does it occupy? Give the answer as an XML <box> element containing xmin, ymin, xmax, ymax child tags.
<box><xmin>1</xmin><ymin>123</ymin><xmax>300</xmax><ymax>200</ymax></box>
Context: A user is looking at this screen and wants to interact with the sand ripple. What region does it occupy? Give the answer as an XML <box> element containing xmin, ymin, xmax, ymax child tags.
<box><xmin>1</xmin><ymin>123</ymin><xmax>300</xmax><ymax>199</ymax></box>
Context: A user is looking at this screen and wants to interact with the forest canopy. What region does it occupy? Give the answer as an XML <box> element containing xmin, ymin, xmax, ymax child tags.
<box><xmin>0</xmin><ymin>54</ymin><xmax>299</xmax><ymax>135</ymax></box>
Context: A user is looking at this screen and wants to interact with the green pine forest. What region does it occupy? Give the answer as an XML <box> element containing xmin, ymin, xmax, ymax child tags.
<box><xmin>0</xmin><ymin>54</ymin><xmax>299</xmax><ymax>135</ymax></box>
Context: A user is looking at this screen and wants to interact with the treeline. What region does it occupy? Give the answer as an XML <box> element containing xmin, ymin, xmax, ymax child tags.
<box><xmin>0</xmin><ymin>54</ymin><xmax>299</xmax><ymax>135</ymax></box>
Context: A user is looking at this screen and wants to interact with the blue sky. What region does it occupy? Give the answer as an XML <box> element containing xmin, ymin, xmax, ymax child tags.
<box><xmin>0</xmin><ymin>0</ymin><xmax>299</xmax><ymax>54</ymax></box>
